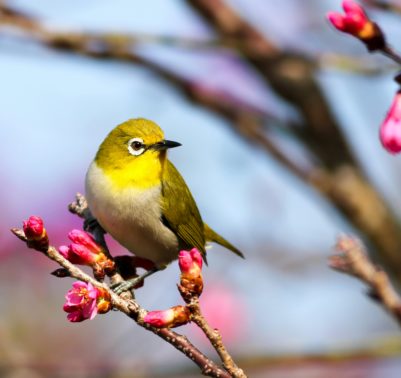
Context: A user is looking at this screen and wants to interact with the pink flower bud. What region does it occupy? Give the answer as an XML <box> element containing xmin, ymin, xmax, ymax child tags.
<box><xmin>178</xmin><ymin>248</ymin><xmax>204</xmax><ymax>299</ymax></box>
<box><xmin>327</xmin><ymin>1</ymin><xmax>384</xmax><ymax>49</ymax></box>
<box><xmin>327</xmin><ymin>12</ymin><xmax>346</xmax><ymax>31</ymax></box>
<box><xmin>59</xmin><ymin>232</ymin><xmax>114</xmax><ymax>280</ymax></box>
<box><xmin>22</xmin><ymin>216</ymin><xmax>49</xmax><ymax>251</ymax></box>
<box><xmin>327</xmin><ymin>1</ymin><xmax>368</xmax><ymax>33</ymax></box>
<box><xmin>58</xmin><ymin>243</ymin><xmax>98</xmax><ymax>265</ymax></box>
<box><xmin>23</xmin><ymin>216</ymin><xmax>45</xmax><ymax>240</ymax></box>
<box><xmin>69</xmin><ymin>243</ymin><xmax>98</xmax><ymax>263</ymax></box>
<box><xmin>379</xmin><ymin>92</ymin><xmax>401</xmax><ymax>154</ymax></box>
<box><xmin>143</xmin><ymin>306</ymin><xmax>190</xmax><ymax>328</ymax></box>
<box><xmin>58</xmin><ymin>245</ymin><xmax>71</xmax><ymax>259</ymax></box>
<box><xmin>68</xmin><ymin>230</ymin><xmax>103</xmax><ymax>254</ymax></box>
<box><xmin>179</xmin><ymin>248</ymin><xmax>203</xmax><ymax>277</ymax></box>
<box><xmin>63</xmin><ymin>281</ymin><xmax>111</xmax><ymax>322</ymax></box>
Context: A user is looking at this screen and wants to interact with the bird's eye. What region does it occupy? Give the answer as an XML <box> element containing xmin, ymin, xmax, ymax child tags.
<box><xmin>132</xmin><ymin>141</ymin><xmax>142</xmax><ymax>150</ymax></box>
<box><xmin>128</xmin><ymin>138</ymin><xmax>145</xmax><ymax>156</ymax></box>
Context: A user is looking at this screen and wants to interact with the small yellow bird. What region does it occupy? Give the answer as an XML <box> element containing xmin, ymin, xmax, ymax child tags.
<box><xmin>85</xmin><ymin>118</ymin><xmax>243</xmax><ymax>292</ymax></box>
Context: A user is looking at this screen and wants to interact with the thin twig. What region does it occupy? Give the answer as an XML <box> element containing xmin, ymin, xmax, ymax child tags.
<box><xmin>186</xmin><ymin>0</ymin><xmax>279</xmax><ymax>58</ymax></box>
<box><xmin>0</xmin><ymin>4</ymin><xmax>228</xmax><ymax>50</ymax></box>
<box><xmin>189</xmin><ymin>298</ymin><xmax>246</xmax><ymax>378</ymax></box>
<box><xmin>380</xmin><ymin>45</ymin><xmax>401</xmax><ymax>66</ymax></box>
<box><xmin>10</xmin><ymin>227</ymin><xmax>232</xmax><ymax>378</ymax></box>
<box><xmin>330</xmin><ymin>235</ymin><xmax>401</xmax><ymax>325</ymax></box>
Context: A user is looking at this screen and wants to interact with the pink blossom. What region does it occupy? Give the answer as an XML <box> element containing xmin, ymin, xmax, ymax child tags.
<box><xmin>380</xmin><ymin>92</ymin><xmax>401</xmax><ymax>154</ymax></box>
<box><xmin>68</xmin><ymin>230</ymin><xmax>103</xmax><ymax>254</ymax></box>
<box><xmin>63</xmin><ymin>281</ymin><xmax>100</xmax><ymax>322</ymax></box>
<box><xmin>143</xmin><ymin>306</ymin><xmax>190</xmax><ymax>328</ymax></box>
<box><xmin>179</xmin><ymin>248</ymin><xmax>203</xmax><ymax>277</ymax></box>
<box><xmin>23</xmin><ymin>216</ymin><xmax>45</xmax><ymax>240</ymax></box>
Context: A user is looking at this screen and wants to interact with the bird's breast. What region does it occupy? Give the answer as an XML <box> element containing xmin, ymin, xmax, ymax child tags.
<box><xmin>85</xmin><ymin>161</ymin><xmax>179</xmax><ymax>266</ymax></box>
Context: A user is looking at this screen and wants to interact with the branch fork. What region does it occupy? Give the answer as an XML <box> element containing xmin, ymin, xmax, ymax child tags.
<box><xmin>330</xmin><ymin>235</ymin><xmax>401</xmax><ymax>324</ymax></box>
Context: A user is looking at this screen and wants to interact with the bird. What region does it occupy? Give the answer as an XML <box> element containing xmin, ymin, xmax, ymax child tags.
<box><xmin>85</xmin><ymin>118</ymin><xmax>243</xmax><ymax>292</ymax></box>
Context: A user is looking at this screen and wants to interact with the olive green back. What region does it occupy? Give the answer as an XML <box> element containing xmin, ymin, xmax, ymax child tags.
<box><xmin>161</xmin><ymin>161</ymin><xmax>207</xmax><ymax>259</ymax></box>
<box><xmin>161</xmin><ymin>161</ymin><xmax>244</xmax><ymax>261</ymax></box>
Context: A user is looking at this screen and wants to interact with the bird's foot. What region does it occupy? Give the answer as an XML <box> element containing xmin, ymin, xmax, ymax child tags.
<box><xmin>110</xmin><ymin>267</ymin><xmax>160</xmax><ymax>295</ymax></box>
<box><xmin>110</xmin><ymin>278</ymin><xmax>142</xmax><ymax>295</ymax></box>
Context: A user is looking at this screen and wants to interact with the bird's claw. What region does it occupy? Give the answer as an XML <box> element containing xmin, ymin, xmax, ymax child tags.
<box><xmin>110</xmin><ymin>278</ymin><xmax>141</xmax><ymax>295</ymax></box>
<box><xmin>110</xmin><ymin>266</ymin><xmax>159</xmax><ymax>295</ymax></box>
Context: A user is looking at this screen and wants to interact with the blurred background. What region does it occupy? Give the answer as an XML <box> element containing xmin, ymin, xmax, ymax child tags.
<box><xmin>2</xmin><ymin>0</ymin><xmax>401</xmax><ymax>377</ymax></box>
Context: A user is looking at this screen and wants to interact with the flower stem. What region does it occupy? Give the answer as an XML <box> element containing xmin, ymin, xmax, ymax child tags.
<box><xmin>381</xmin><ymin>46</ymin><xmax>401</xmax><ymax>66</ymax></box>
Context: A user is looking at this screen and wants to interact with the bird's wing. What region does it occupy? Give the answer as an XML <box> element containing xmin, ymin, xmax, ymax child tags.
<box><xmin>161</xmin><ymin>160</ymin><xmax>207</xmax><ymax>259</ymax></box>
<box><xmin>204</xmin><ymin>223</ymin><xmax>244</xmax><ymax>258</ymax></box>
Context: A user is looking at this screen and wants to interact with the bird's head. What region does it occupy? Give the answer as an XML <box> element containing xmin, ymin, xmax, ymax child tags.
<box><xmin>94</xmin><ymin>118</ymin><xmax>181</xmax><ymax>188</ymax></box>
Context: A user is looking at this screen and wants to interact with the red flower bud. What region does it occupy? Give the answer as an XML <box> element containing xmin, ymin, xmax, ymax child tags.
<box><xmin>178</xmin><ymin>248</ymin><xmax>204</xmax><ymax>299</ymax></box>
<box><xmin>59</xmin><ymin>230</ymin><xmax>115</xmax><ymax>280</ymax></box>
<box><xmin>59</xmin><ymin>242</ymin><xmax>112</xmax><ymax>280</ymax></box>
<box><xmin>327</xmin><ymin>1</ymin><xmax>385</xmax><ymax>50</ymax></box>
<box><xmin>22</xmin><ymin>216</ymin><xmax>49</xmax><ymax>251</ymax></box>
<box><xmin>68</xmin><ymin>230</ymin><xmax>103</xmax><ymax>254</ymax></box>
<box><xmin>179</xmin><ymin>248</ymin><xmax>202</xmax><ymax>278</ymax></box>
<box><xmin>59</xmin><ymin>243</ymin><xmax>98</xmax><ymax>265</ymax></box>
<box><xmin>23</xmin><ymin>216</ymin><xmax>45</xmax><ymax>240</ymax></box>
<box><xmin>327</xmin><ymin>1</ymin><xmax>367</xmax><ymax>34</ymax></box>
<box><xmin>380</xmin><ymin>92</ymin><xmax>401</xmax><ymax>154</ymax></box>
<box><xmin>143</xmin><ymin>305</ymin><xmax>190</xmax><ymax>328</ymax></box>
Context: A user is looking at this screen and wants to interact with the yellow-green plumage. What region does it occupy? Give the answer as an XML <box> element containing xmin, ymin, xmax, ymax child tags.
<box><xmin>161</xmin><ymin>161</ymin><xmax>243</xmax><ymax>261</ymax></box>
<box><xmin>85</xmin><ymin>118</ymin><xmax>243</xmax><ymax>268</ymax></box>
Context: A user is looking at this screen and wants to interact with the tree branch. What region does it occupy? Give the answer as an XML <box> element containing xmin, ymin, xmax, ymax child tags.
<box><xmin>188</xmin><ymin>297</ymin><xmax>246</xmax><ymax>378</ymax></box>
<box><xmin>70</xmin><ymin>193</ymin><xmax>246</xmax><ymax>376</ymax></box>
<box><xmin>0</xmin><ymin>3</ymin><xmax>310</xmax><ymax>182</ymax></box>
<box><xmin>185</xmin><ymin>0</ymin><xmax>401</xmax><ymax>285</ymax></box>
<box><xmin>318</xmin><ymin>52</ymin><xmax>397</xmax><ymax>75</ymax></box>
<box><xmin>330</xmin><ymin>235</ymin><xmax>401</xmax><ymax>325</ymax></box>
<box><xmin>11</xmin><ymin>220</ymin><xmax>236</xmax><ymax>378</ymax></box>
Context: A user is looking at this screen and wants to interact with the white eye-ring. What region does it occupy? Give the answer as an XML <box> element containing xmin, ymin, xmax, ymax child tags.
<box><xmin>128</xmin><ymin>137</ymin><xmax>145</xmax><ymax>156</ymax></box>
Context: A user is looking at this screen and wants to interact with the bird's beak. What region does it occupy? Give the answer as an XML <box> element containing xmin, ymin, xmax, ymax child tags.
<box><xmin>151</xmin><ymin>140</ymin><xmax>182</xmax><ymax>151</ymax></box>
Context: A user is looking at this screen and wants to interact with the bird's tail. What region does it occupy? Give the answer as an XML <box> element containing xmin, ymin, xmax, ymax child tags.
<box><xmin>204</xmin><ymin>224</ymin><xmax>244</xmax><ymax>258</ymax></box>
